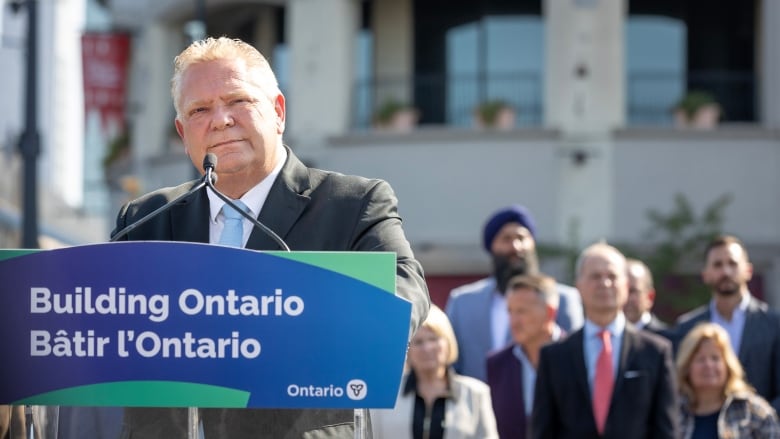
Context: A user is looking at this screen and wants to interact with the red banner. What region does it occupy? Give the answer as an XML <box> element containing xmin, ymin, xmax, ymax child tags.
<box><xmin>81</xmin><ymin>33</ymin><xmax>131</xmax><ymax>133</ymax></box>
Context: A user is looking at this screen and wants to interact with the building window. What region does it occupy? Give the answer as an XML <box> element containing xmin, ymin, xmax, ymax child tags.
<box><xmin>446</xmin><ymin>16</ymin><xmax>543</xmax><ymax>127</ymax></box>
<box><xmin>413</xmin><ymin>0</ymin><xmax>543</xmax><ymax>126</ymax></box>
<box><xmin>628</xmin><ymin>0</ymin><xmax>757</xmax><ymax>124</ymax></box>
<box><xmin>626</xmin><ymin>16</ymin><xmax>686</xmax><ymax>125</ymax></box>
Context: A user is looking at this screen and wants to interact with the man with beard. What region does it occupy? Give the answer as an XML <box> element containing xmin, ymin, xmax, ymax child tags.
<box><xmin>445</xmin><ymin>205</ymin><xmax>583</xmax><ymax>382</ymax></box>
<box><xmin>675</xmin><ymin>234</ymin><xmax>780</xmax><ymax>413</ymax></box>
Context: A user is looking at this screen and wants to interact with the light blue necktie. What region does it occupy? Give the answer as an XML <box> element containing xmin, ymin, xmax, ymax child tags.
<box><xmin>218</xmin><ymin>200</ymin><xmax>248</xmax><ymax>248</ymax></box>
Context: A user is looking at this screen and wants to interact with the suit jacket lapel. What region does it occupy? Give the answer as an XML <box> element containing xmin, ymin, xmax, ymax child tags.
<box><xmin>569</xmin><ymin>330</ymin><xmax>591</xmax><ymax>408</ymax></box>
<box><xmin>611</xmin><ymin>326</ymin><xmax>637</xmax><ymax>404</ymax></box>
<box><xmin>247</xmin><ymin>148</ymin><xmax>311</xmax><ymax>251</ymax></box>
<box><xmin>170</xmin><ymin>182</ymin><xmax>210</xmax><ymax>243</ymax></box>
<box><xmin>739</xmin><ymin>296</ymin><xmax>763</xmax><ymax>360</ymax></box>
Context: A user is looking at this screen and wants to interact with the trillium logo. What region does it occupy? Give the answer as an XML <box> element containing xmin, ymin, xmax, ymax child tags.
<box><xmin>346</xmin><ymin>379</ymin><xmax>367</xmax><ymax>400</ymax></box>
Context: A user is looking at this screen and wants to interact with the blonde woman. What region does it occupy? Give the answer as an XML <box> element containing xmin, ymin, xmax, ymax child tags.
<box><xmin>677</xmin><ymin>322</ymin><xmax>780</xmax><ymax>438</ymax></box>
<box><xmin>371</xmin><ymin>305</ymin><xmax>498</xmax><ymax>439</ymax></box>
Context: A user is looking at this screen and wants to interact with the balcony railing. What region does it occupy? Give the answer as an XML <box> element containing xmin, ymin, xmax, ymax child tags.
<box><xmin>353</xmin><ymin>69</ymin><xmax>756</xmax><ymax>129</ymax></box>
<box><xmin>627</xmin><ymin>70</ymin><xmax>756</xmax><ymax>125</ymax></box>
<box><xmin>353</xmin><ymin>72</ymin><xmax>543</xmax><ymax>129</ymax></box>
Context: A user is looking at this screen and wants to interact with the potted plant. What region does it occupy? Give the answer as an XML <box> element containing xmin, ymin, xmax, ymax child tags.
<box><xmin>373</xmin><ymin>98</ymin><xmax>419</xmax><ymax>132</ymax></box>
<box><xmin>474</xmin><ymin>100</ymin><xmax>516</xmax><ymax>130</ymax></box>
<box><xmin>673</xmin><ymin>90</ymin><xmax>721</xmax><ymax>129</ymax></box>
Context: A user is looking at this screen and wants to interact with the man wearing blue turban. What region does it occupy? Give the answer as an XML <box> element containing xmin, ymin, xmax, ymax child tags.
<box><xmin>445</xmin><ymin>205</ymin><xmax>584</xmax><ymax>381</ymax></box>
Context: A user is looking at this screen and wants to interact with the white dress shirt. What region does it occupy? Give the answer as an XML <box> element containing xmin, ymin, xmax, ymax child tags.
<box><xmin>583</xmin><ymin>313</ymin><xmax>625</xmax><ymax>392</ymax></box>
<box><xmin>207</xmin><ymin>145</ymin><xmax>287</xmax><ymax>246</ymax></box>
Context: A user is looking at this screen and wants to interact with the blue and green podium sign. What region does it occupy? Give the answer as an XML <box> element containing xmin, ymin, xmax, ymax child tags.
<box><xmin>0</xmin><ymin>242</ymin><xmax>410</xmax><ymax>409</ymax></box>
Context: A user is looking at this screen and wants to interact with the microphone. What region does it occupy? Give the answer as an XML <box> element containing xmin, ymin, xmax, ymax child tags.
<box><xmin>110</xmin><ymin>155</ymin><xmax>215</xmax><ymax>242</ymax></box>
<box><xmin>203</xmin><ymin>152</ymin><xmax>218</xmax><ymax>185</ymax></box>
<box><xmin>203</xmin><ymin>153</ymin><xmax>291</xmax><ymax>252</ymax></box>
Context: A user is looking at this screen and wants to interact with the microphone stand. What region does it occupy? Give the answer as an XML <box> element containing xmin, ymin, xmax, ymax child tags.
<box><xmin>197</xmin><ymin>162</ymin><xmax>291</xmax><ymax>438</ymax></box>
<box><xmin>205</xmin><ymin>172</ymin><xmax>291</xmax><ymax>252</ymax></box>
<box><xmin>205</xmin><ymin>163</ymin><xmax>373</xmax><ymax>437</ymax></box>
<box><xmin>115</xmin><ymin>156</ymin><xmax>350</xmax><ymax>438</ymax></box>
<box><xmin>110</xmin><ymin>177</ymin><xmax>209</xmax><ymax>242</ymax></box>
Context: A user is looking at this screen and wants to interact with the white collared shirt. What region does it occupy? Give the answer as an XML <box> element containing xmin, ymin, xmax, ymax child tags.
<box><xmin>710</xmin><ymin>292</ymin><xmax>750</xmax><ymax>355</ymax></box>
<box><xmin>207</xmin><ymin>145</ymin><xmax>287</xmax><ymax>247</ymax></box>
<box><xmin>583</xmin><ymin>313</ymin><xmax>625</xmax><ymax>392</ymax></box>
<box><xmin>513</xmin><ymin>325</ymin><xmax>562</xmax><ymax>416</ymax></box>
<box><xmin>635</xmin><ymin>311</ymin><xmax>653</xmax><ymax>330</ymax></box>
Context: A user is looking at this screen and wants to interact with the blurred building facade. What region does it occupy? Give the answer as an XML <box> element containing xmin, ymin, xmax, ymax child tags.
<box><xmin>3</xmin><ymin>0</ymin><xmax>779</xmax><ymax>311</ymax></box>
<box><xmin>0</xmin><ymin>0</ymin><xmax>116</xmax><ymax>248</ymax></box>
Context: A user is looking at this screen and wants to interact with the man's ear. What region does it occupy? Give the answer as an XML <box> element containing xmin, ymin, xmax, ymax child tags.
<box><xmin>546</xmin><ymin>304</ymin><xmax>558</xmax><ymax>322</ymax></box>
<box><xmin>174</xmin><ymin>119</ymin><xmax>184</xmax><ymax>138</ymax></box>
<box><xmin>174</xmin><ymin>119</ymin><xmax>188</xmax><ymax>156</ymax></box>
<box><xmin>274</xmin><ymin>93</ymin><xmax>286</xmax><ymax>134</ymax></box>
<box><xmin>647</xmin><ymin>289</ymin><xmax>656</xmax><ymax>303</ymax></box>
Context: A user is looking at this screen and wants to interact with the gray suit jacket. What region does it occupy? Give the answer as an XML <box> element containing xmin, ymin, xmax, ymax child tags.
<box><xmin>445</xmin><ymin>276</ymin><xmax>583</xmax><ymax>381</ymax></box>
<box><xmin>674</xmin><ymin>295</ymin><xmax>780</xmax><ymax>414</ymax></box>
<box><xmin>112</xmin><ymin>147</ymin><xmax>430</xmax><ymax>438</ymax></box>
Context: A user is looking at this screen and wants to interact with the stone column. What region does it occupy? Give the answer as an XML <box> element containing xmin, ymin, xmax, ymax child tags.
<box><xmin>252</xmin><ymin>6</ymin><xmax>279</xmax><ymax>60</ymax></box>
<box><xmin>373</xmin><ymin>0</ymin><xmax>413</xmax><ymax>104</ymax></box>
<box><xmin>287</xmin><ymin>0</ymin><xmax>358</xmax><ymax>151</ymax></box>
<box><xmin>554</xmin><ymin>134</ymin><xmax>615</xmax><ymax>248</ymax></box>
<box><xmin>544</xmin><ymin>0</ymin><xmax>625</xmax><ymax>133</ymax></box>
<box><xmin>544</xmin><ymin>0</ymin><xmax>626</xmax><ymax>247</ymax></box>
<box><xmin>127</xmin><ymin>24</ymin><xmax>186</xmax><ymax>192</ymax></box>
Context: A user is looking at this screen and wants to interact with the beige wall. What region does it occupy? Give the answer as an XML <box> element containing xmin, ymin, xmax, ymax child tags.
<box><xmin>319</xmin><ymin>128</ymin><xmax>780</xmax><ymax>279</ymax></box>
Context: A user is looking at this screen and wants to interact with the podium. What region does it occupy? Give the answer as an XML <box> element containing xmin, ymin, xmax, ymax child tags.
<box><xmin>0</xmin><ymin>242</ymin><xmax>411</xmax><ymax>438</ymax></box>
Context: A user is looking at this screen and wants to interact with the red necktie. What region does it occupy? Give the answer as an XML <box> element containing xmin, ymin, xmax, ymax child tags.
<box><xmin>593</xmin><ymin>329</ymin><xmax>614</xmax><ymax>434</ymax></box>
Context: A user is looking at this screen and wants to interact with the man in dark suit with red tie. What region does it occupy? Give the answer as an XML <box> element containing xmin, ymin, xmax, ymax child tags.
<box><xmin>530</xmin><ymin>243</ymin><xmax>678</xmax><ymax>439</ymax></box>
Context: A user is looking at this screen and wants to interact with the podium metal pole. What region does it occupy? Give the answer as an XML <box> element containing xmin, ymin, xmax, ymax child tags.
<box><xmin>25</xmin><ymin>405</ymin><xmax>33</xmax><ymax>439</ymax></box>
<box><xmin>354</xmin><ymin>408</ymin><xmax>372</xmax><ymax>439</ymax></box>
<box><xmin>187</xmin><ymin>407</ymin><xmax>199</xmax><ymax>439</ymax></box>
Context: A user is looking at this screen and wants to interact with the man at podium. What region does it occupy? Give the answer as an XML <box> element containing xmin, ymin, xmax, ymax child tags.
<box><xmin>110</xmin><ymin>36</ymin><xmax>430</xmax><ymax>439</ymax></box>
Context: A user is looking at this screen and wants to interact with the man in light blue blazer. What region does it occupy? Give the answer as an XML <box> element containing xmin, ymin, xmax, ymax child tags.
<box><xmin>445</xmin><ymin>205</ymin><xmax>583</xmax><ymax>382</ymax></box>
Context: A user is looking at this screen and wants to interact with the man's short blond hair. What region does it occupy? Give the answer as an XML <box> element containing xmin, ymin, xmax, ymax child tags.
<box><xmin>506</xmin><ymin>273</ymin><xmax>559</xmax><ymax>310</ymax></box>
<box><xmin>170</xmin><ymin>36</ymin><xmax>280</xmax><ymax>117</ymax></box>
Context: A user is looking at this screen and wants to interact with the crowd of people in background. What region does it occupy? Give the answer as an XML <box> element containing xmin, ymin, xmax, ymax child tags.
<box><xmin>3</xmin><ymin>33</ymin><xmax>776</xmax><ymax>438</ymax></box>
<box><xmin>381</xmin><ymin>205</ymin><xmax>780</xmax><ymax>439</ymax></box>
